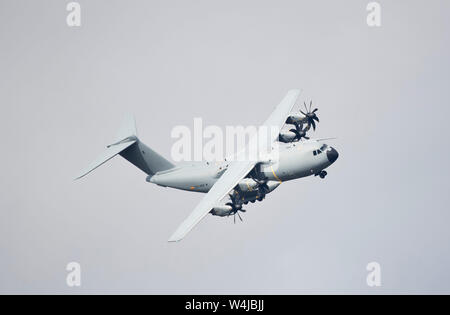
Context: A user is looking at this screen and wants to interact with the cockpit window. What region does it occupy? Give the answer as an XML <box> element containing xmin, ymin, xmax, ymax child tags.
<box><xmin>320</xmin><ymin>144</ymin><xmax>328</xmax><ymax>151</ymax></box>
<box><xmin>313</xmin><ymin>149</ymin><xmax>324</xmax><ymax>156</ymax></box>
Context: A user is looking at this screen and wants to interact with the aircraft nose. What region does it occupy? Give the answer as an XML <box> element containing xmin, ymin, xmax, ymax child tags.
<box><xmin>327</xmin><ymin>147</ymin><xmax>339</xmax><ymax>164</ymax></box>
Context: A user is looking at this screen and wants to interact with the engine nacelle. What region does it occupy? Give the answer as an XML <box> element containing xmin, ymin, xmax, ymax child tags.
<box><xmin>278</xmin><ymin>130</ymin><xmax>297</xmax><ymax>143</ymax></box>
<box><xmin>237</xmin><ymin>178</ymin><xmax>281</xmax><ymax>194</ymax></box>
<box><xmin>285</xmin><ymin>114</ymin><xmax>305</xmax><ymax>125</ymax></box>
<box><xmin>237</xmin><ymin>178</ymin><xmax>260</xmax><ymax>192</ymax></box>
<box><xmin>210</xmin><ymin>205</ymin><xmax>232</xmax><ymax>217</ymax></box>
<box><xmin>266</xmin><ymin>181</ymin><xmax>281</xmax><ymax>192</ymax></box>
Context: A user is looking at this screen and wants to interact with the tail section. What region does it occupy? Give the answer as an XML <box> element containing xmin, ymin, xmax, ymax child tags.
<box><xmin>75</xmin><ymin>115</ymin><xmax>174</xmax><ymax>180</ymax></box>
<box><xmin>119</xmin><ymin>136</ymin><xmax>174</xmax><ymax>176</ymax></box>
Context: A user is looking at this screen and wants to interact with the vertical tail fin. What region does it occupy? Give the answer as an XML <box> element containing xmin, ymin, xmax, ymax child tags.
<box><xmin>113</xmin><ymin>114</ymin><xmax>137</xmax><ymax>144</ymax></box>
<box><xmin>75</xmin><ymin>115</ymin><xmax>174</xmax><ymax>180</ymax></box>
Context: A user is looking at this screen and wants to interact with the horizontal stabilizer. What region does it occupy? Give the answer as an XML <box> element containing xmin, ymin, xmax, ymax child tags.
<box><xmin>75</xmin><ymin>114</ymin><xmax>174</xmax><ymax>180</ymax></box>
<box><xmin>74</xmin><ymin>139</ymin><xmax>136</xmax><ymax>180</ymax></box>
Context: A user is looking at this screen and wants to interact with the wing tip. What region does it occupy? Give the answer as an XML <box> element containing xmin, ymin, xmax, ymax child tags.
<box><xmin>168</xmin><ymin>230</ymin><xmax>185</xmax><ymax>242</ymax></box>
<box><xmin>168</xmin><ymin>235</ymin><xmax>183</xmax><ymax>243</ymax></box>
<box><xmin>73</xmin><ymin>169</ymin><xmax>94</xmax><ymax>181</ymax></box>
<box><xmin>73</xmin><ymin>171</ymin><xmax>88</xmax><ymax>181</ymax></box>
<box><xmin>73</xmin><ymin>173</ymin><xmax>85</xmax><ymax>181</ymax></box>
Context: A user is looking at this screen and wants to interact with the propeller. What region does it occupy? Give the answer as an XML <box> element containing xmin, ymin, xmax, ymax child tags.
<box><xmin>299</xmin><ymin>101</ymin><xmax>319</xmax><ymax>131</ymax></box>
<box><xmin>226</xmin><ymin>202</ymin><xmax>246</xmax><ymax>223</ymax></box>
<box><xmin>226</xmin><ymin>192</ymin><xmax>246</xmax><ymax>223</ymax></box>
<box><xmin>289</xmin><ymin>121</ymin><xmax>310</xmax><ymax>141</ymax></box>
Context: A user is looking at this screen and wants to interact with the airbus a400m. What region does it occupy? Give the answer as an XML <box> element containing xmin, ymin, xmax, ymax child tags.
<box><xmin>76</xmin><ymin>90</ymin><xmax>339</xmax><ymax>241</ymax></box>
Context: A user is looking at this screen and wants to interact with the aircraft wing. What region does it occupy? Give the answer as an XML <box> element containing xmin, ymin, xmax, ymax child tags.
<box><xmin>260</xmin><ymin>89</ymin><xmax>300</xmax><ymax>147</ymax></box>
<box><xmin>168</xmin><ymin>89</ymin><xmax>300</xmax><ymax>242</ymax></box>
<box><xmin>168</xmin><ymin>160</ymin><xmax>255</xmax><ymax>242</ymax></box>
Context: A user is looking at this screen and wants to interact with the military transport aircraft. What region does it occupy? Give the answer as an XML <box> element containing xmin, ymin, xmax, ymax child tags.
<box><xmin>75</xmin><ymin>90</ymin><xmax>338</xmax><ymax>242</ymax></box>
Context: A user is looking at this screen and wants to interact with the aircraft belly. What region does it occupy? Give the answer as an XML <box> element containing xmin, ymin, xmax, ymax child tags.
<box><xmin>149</xmin><ymin>164</ymin><xmax>218</xmax><ymax>192</ymax></box>
<box><xmin>171</xmin><ymin>175</ymin><xmax>217</xmax><ymax>192</ymax></box>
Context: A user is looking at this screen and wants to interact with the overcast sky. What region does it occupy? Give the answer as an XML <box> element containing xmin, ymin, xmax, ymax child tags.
<box><xmin>1</xmin><ymin>0</ymin><xmax>449</xmax><ymax>294</ymax></box>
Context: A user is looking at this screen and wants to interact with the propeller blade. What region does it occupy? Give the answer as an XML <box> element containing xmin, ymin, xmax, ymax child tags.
<box><xmin>237</xmin><ymin>212</ymin><xmax>243</xmax><ymax>222</ymax></box>
<box><xmin>234</xmin><ymin>214</ymin><xmax>236</xmax><ymax>224</ymax></box>
<box><xmin>312</xmin><ymin>108</ymin><xmax>318</xmax><ymax>113</ymax></box>
<box><xmin>311</xmin><ymin>119</ymin><xmax>316</xmax><ymax>131</ymax></box>
<box><xmin>299</xmin><ymin>110</ymin><xmax>307</xmax><ymax>116</ymax></box>
<box><xmin>304</xmin><ymin>136</ymin><xmax>310</xmax><ymax>140</ymax></box>
<box><xmin>309</xmin><ymin>101</ymin><xmax>312</xmax><ymax>112</ymax></box>
<box><xmin>313</xmin><ymin>116</ymin><xmax>319</xmax><ymax>122</ymax></box>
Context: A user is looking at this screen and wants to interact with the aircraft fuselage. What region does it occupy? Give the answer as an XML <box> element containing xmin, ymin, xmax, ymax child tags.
<box><xmin>147</xmin><ymin>140</ymin><xmax>338</xmax><ymax>196</ymax></box>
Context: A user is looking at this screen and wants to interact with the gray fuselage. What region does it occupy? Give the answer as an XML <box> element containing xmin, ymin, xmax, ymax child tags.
<box><xmin>147</xmin><ymin>140</ymin><xmax>338</xmax><ymax>197</ymax></box>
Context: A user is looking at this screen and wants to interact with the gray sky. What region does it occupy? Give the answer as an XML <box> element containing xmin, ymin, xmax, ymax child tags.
<box><xmin>1</xmin><ymin>0</ymin><xmax>449</xmax><ymax>294</ymax></box>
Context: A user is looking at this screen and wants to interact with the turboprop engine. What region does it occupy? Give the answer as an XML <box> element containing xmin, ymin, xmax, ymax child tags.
<box><xmin>237</xmin><ymin>178</ymin><xmax>280</xmax><ymax>194</ymax></box>
<box><xmin>285</xmin><ymin>113</ymin><xmax>304</xmax><ymax>125</ymax></box>
<box><xmin>237</xmin><ymin>178</ymin><xmax>260</xmax><ymax>192</ymax></box>
<box><xmin>278</xmin><ymin>130</ymin><xmax>297</xmax><ymax>143</ymax></box>
<box><xmin>210</xmin><ymin>180</ymin><xmax>281</xmax><ymax>217</ymax></box>
<box><xmin>210</xmin><ymin>204</ymin><xmax>233</xmax><ymax>217</ymax></box>
<box><xmin>286</xmin><ymin>101</ymin><xmax>320</xmax><ymax>131</ymax></box>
